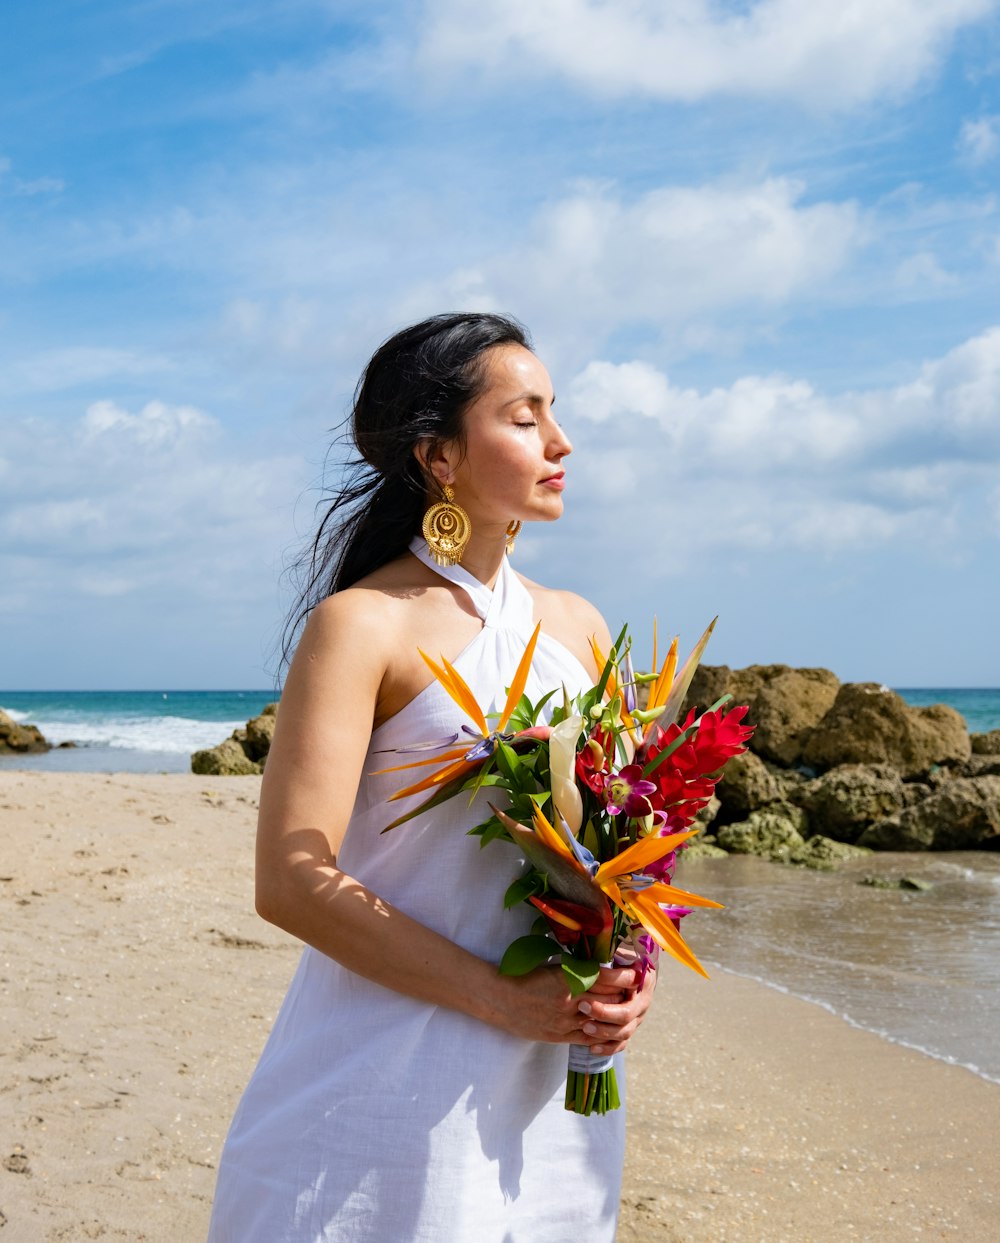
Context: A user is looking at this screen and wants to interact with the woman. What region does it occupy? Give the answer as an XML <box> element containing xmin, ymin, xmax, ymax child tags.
<box><xmin>207</xmin><ymin>313</ymin><xmax>655</xmax><ymax>1242</ymax></box>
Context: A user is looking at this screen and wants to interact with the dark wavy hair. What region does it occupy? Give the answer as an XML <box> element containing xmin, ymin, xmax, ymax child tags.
<box><xmin>281</xmin><ymin>312</ymin><xmax>532</xmax><ymax>668</ymax></box>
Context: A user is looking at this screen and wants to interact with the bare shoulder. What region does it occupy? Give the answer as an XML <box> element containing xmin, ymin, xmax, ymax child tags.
<box><xmin>516</xmin><ymin>573</ymin><xmax>614</xmax><ymax>673</ymax></box>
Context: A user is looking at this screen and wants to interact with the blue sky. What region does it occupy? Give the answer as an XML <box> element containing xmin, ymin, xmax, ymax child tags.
<box><xmin>2</xmin><ymin>0</ymin><xmax>999</xmax><ymax>690</ymax></box>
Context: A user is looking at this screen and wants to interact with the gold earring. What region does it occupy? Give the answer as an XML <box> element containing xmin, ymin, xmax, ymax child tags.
<box><xmin>505</xmin><ymin>520</ymin><xmax>522</xmax><ymax>556</ymax></box>
<box><xmin>423</xmin><ymin>484</ymin><xmax>471</xmax><ymax>566</ymax></box>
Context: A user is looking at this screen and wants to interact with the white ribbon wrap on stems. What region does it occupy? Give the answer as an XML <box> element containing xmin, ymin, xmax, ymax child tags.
<box><xmin>567</xmin><ymin>1044</ymin><xmax>614</xmax><ymax>1074</ymax></box>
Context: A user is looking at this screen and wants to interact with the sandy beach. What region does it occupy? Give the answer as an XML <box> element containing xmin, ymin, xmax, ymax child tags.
<box><xmin>1</xmin><ymin>771</ymin><xmax>997</xmax><ymax>1242</ymax></box>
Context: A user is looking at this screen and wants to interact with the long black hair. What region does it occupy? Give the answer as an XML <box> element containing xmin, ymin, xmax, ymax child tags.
<box><xmin>281</xmin><ymin>312</ymin><xmax>532</xmax><ymax>668</ymax></box>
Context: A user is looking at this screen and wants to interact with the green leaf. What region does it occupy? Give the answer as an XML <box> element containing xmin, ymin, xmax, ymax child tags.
<box><xmin>498</xmin><ymin>935</ymin><xmax>559</xmax><ymax>976</ymax></box>
<box><xmin>474</xmin><ymin>818</ymin><xmax>509</xmax><ymax>848</ymax></box>
<box><xmin>529</xmin><ymin>686</ymin><xmax>558</xmax><ymax>725</ymax></box>
<box><xmin>503</xmin><ymin>872</ymin><xmax>543</xmax><ymax>909</ymax></box>
<box><xmin>494</xmin><ymin>740</ymin><xmax>527</xmax><ymax>788</ymax></box>
<box><xmin>561</xmin><ymin>955</ymin><xmax>601</xmax><ymax>996</ymax></box>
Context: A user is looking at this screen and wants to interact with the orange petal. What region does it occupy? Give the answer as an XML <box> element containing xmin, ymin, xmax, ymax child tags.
<box><xmin>497</xmin><ymin>621</ymin><xmax>541</xmax><ymax>732</ymax></box>
<box><xmin>371</xmin><ymin>746</ymin><xmax>471</xmax><ymax>776</ymax></box>
<box><xmin>595</xmin><ymin>828</ymin><xmax>699</xmax><ymax>882</ymax></box>
<box><xmin>642</xmin><ymin>881</ymin><xmax>724</xmax><ymax>911</ymax></box>
<box><xmin>531</xmin><ymin>803</ymin><xmax>576</xmax><ymax>862</ymax></box>
<box><xmin>626</xmin><ymin>892</ymin><xmax>710</xmax><ymax>978</ymax></box>
<box><xmin>418</xmin><ymin>649</ymin><xmax>489</xmax><ymax>735</ymax></box>
<box><xmin>647</xmin><ymin>637</ymin><xmax>678</xmax><ymax>714</ymax></box>
<box><xmin>388</xmin><ymin>757</ymin><xmax>479</xmax><ymax>801</ymax></box>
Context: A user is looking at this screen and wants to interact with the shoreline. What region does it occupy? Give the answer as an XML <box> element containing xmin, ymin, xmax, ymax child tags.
<box><xmin>2</xmin><ymin>772</ymin><xmax>997</xmax><ymax>1241</ymax></box>
<box><xmin>705</xmin><ymin>963</ymin><xmax>1000</xmax><ymax>1088</ymax></box>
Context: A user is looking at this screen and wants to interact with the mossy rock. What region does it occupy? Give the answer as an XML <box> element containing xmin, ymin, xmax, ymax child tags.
<box><xmin>191</xmin><ymin>738</ymin><xmax>262</xmax><ymax>776</ymax></box>
<box><xmin>716</xmin><ymin>811</ymin><xmax>806</xmax><ymax>862</ymax></box>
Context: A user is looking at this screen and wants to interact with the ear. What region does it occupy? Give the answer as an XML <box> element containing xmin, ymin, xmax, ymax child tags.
<box><xmin>414</xmin><ymin>436</ymin><xmax>460</xmax><ymax>489</ymax></box>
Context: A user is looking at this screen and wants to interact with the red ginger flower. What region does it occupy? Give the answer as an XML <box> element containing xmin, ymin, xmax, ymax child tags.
<box><xmin>640</xmin><ymin>704</ymin><xmax>754</xmax><ymax>828</ymax></box>
<box><xmin>576</xmin><ymin>726</ymin><xmax>612</xmax><ymax>795</ymax></box>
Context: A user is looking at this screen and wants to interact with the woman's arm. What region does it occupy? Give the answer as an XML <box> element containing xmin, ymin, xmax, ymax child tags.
<box><xmin>254</xmin><ymin>589</ymin><xmax>651</xmax><ymax>1052</ymax></box>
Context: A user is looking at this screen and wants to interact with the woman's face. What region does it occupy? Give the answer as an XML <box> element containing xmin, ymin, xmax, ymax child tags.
<box><xmin>433</xmin><ymin>344</ymin><xmax>573</xmax><ymax>532</ymax></box>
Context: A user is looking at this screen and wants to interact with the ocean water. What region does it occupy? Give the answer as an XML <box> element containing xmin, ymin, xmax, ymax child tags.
<box><xmin>679</xmin><ymin>851</ymin><xmax>1000</xmax><ymax>1087</ymax></box>
<box><xmin>0</xmin><ymin>690</ymin><xmax>276</xmax><ymax>773</ymax></box>
<box><xmin>2</xmin><ymin>685</ymin><xmax>999</xmax><ymax>1085</ymax></box>
<box><xmin>895</xmin><ymin>687</ymin><xmax>1000</xmax><ymax>734</ymax></box>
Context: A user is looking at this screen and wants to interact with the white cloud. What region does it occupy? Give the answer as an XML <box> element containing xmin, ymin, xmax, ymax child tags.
<box><xmin>7</xmin><ymin>347</ymin><xmax>172</xmax><ymax>395</ymax></box>
<box><xmin>0</xmin><ymin>399</ymin><xmax>303</xmax><ymax>606</ymax></box>
<box><xmin>958</xmin><ymin>115</ymin><xmax>1000</xmax><ymax>165</ymax></box>
<box><xmin>419</xmin><ymin>0</ymin><xmax>997</xmax><ymax>107</ymax></box>
<box><xmin>560</xmin><ymin>325</ymin><xmax>1000</xmax><ymax>566</ymax></box>
<box><xmin>398</xmin><ymin>177</ymin><xmax>864</xmax><ymax>367</ymax></box>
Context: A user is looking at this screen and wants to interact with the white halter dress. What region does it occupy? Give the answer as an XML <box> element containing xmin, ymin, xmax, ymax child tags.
<box><xmin>207</xmin><ymin>539</ymin><xmax>625</xmax><ymax>1242</ymax></box>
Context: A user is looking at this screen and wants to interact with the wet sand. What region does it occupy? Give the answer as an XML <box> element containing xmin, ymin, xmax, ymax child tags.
<box><xmin>1</xmin><ymin>772</ymin><xmax>997</xmax><ymax>1241</ymax></box>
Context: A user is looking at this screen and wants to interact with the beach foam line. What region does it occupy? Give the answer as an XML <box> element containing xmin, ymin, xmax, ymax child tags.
<box><xmin>706</xmin><ymin>961</ymin><xmax>1000</xmax><ymax>1087</ymax></box>
<box><xmin>24</xmin><ymin>714</ymin><xmax>248</xmax><ymax>754</ymax></box>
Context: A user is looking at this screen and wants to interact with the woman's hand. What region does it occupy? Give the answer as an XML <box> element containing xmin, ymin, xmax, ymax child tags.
<box><xmin>496</xmin><ymin>963</ymin><xmax>656</xmax><ymax>1052</ymax></box>
<box><xmin>577</xmin><ymin>964</ymin><xmax>656</xmax><ymax>1055</ymax></box>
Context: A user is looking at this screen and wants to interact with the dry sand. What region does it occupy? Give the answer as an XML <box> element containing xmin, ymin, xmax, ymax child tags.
<box><xmin>1</xmin><ymin>771</ymin><xmax>996</xmax><ymax>1242</ymax></box>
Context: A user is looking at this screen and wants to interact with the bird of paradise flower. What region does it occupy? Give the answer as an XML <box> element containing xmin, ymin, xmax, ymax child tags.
<box><xmin>375</xmin><ymin>618</ymin><xmax>726</xmax><ymax>978</ymax></box>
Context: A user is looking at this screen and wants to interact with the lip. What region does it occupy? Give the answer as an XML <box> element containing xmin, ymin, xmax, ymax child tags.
<box><xmin>540</xmin><ymin>471</ymin><xmax>566</xmax><ymax>491</ymax></box>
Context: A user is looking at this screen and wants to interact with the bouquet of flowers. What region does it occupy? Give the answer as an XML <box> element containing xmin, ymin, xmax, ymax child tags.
<box><xmin>378</xmin><ymin>619</ymin><xmax>753</xmax><ymax>1114</ymax></box>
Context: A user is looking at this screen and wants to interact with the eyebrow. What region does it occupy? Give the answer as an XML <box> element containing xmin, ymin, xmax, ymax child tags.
<box><xmin>501</xmin><ymin>391</ymin><xmax>556</xmax><ymax>409</ymax></box>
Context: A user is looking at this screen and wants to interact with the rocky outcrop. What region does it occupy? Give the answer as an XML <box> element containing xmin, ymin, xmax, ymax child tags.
<box><xmin>679</xmin><ymin>663</ymin><xmax>996</xmax><ymax>867</ymax></box>
<box><xmin>687</xmin><ymin>664</ymin><xmax>839</xmax><ymax>767</ymax></box>
<box><xmin>802</xmin><ymin>764</ymin><xmax>907</xmax><ymax>843</ymax></box>
<box><xmin>858</xmin><ymin>777</ymin><xmax>1000</xmax><ymax>851</ymax></box>
<box><xmin>802</xmin><ymin>684</ymin><xmax>970</xmax><ymax>778</ymax></box>
<box><xmin>191</xmin><ymin>704</ymin><xmax>278</xmax><ymax>776</ymax></box>
<box><xmin>972</xmin><ymin>730</ymin><xmax>1000</xmax><ymax>755</ymax></box>
<box><xmin>716</xmin><ymin>807</ymin><xmax>808</xmax><ymax>862</ymax></box>
<box><xmin>0</xmin><ymin>709</ymin><xmax>51</xmax><ymax>754</ymax></box>
<box><xmin>715</xmin><ymin>751</ymin><xmax>781</xmax><ymax>816</ymax></box>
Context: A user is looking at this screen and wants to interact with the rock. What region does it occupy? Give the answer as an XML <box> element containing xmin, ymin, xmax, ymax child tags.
<box><xmin>971</xmin><ymin>730</ymin><xmax>1000</xmax><ymax>755</ymax></box>
<box><xmin>716</xmin><ymin>810</ymin><xmax>806</xmax><ymax>862</ymax></box>
<box><xmin>901</xmin><ymin>782</ymin><xmax>932</xmax><ymax>807</ymax></box>
<box><xmin>899</xmin><ymin>876</ymin><xmax>933</xmax><ymax>891</ymax></box>
<box><xmin>856</xmin><ymin>814</ymin><xmax>931</xmax><ymax>852</ymax></box>
<box><xmin>859</xmin><ymin>776</ymin><xmax>1000</xmax><ymax>850</ymax></box>
<box><xmin>189</xmin><ymin>702</ymin><xmax>278</xmax><ymax>775</ymax></box>
<box><xmin>715</xmin><ymin>751</ymin><xmax>781</xmax><ymax>816</ymax></box>
<box><xmin>962</xmin><ymin>754</ymin><xmax>1000</xmax><ymax>779</ymax></box>
<box><xmin>802</xmin><ymin>764</ymin><xmax>907</xmax><ymax>843</ymax></box>
<box><xmin>686</xmin><ymin>664</ymin><xmax>839</xmax><ymax>767</ymax></box>
<box><xmin>694</xmin><ymin>794</ymin><xmax>721</xmax><ymax>826</ymax></box>
<box><xmin>244</xmin><ymin>709</ymin><xmax>278</xmax><ymax>763</ymax></box>
<box><xmin>791</xmin><ymin>834</ymin><xmax>872</xmax><ymax>870</ymax></box>
<box><xmin>860</xmin><ymin>875</ymin><xmax>933</xmax><ymax>891</ymax></box>
<box><xmin>0</xmin><ymin>709</ymin><xmax>51</xmax><ymax>754</ymax></box>
<box><xmin>680</xmin><ymin>841</ymin><xmax>729</xmax><ymax>860</ymax></box>
<box><xmin>802</xmin><ymin>684</ymin><xmax>970</xmax><ymax>778</ymax></box>
<box><xmin>191</xmin><ymin>738</ymin><xmax>262</xmax><ymax>776</ymax></box>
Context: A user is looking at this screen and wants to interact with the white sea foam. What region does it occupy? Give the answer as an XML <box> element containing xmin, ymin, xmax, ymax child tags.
<box><xmin>31</xmin><ymin>714</ymin><xmax>245</xmax><ymax>755</ymax></box>
<box><xmin>0</xmin><ymin>705</ymin><xmax>30</xmax><ymax>722</ymax></box>
<box><xmin>707</xmin><ymin>963</ymin><xmax>1000</xmax><ymax>1087</ymax></box>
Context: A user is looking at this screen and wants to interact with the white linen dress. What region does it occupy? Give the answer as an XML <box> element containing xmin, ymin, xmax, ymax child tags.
<box><xmin>206</xmin><ymin>538</ymin><xmax>626</xmax><ymax>1242</ymax></box>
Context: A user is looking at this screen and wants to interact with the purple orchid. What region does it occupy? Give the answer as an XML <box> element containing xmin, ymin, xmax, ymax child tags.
<box><xmin>603</xmin><ymin>763</ymin><xmax>658</xmax><ymax>818</ymax></box>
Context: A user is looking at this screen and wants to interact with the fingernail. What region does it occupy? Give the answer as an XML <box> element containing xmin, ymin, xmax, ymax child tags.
<box><xmin>582</xmin><ymin>1021</ymin><xmax>598</xmax><ymax>1035</ymax></box>
<box><xmin>591</xmin><ymin>1046</ymin><xmax>605</xmax><ymax>1055</ymax></box>
<box><xmin>578</xmin><ymin>1001</ymin><xmax>592</xmax><ymax>1016</ymax></box>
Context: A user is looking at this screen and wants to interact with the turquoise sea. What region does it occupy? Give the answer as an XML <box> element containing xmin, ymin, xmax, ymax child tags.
<box><xmin>2</xmin><ymin>685</ymin><xmax>999</xmax><ymax>1088</ymax></box>
<box><xmin>1</xmin><ymin>686</ymin><xmax>997</xmax><ymax>773</ymax></box>
<box><xmin>0</xmin><ymin>689</ymin><xmax>276</xmax><ymax>772</ymax></box>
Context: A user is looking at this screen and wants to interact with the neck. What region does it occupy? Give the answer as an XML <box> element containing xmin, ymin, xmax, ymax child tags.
<box><xmin>455</xmin><ymin>524</ymin><xmax>511</xmax><ymax>587</ymax></box>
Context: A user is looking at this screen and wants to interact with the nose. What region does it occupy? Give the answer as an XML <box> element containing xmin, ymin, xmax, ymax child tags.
<box><xmin>548</xmin><ymin>419</ymin><xmax>573</xmax><ymax>461</ymax></box>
